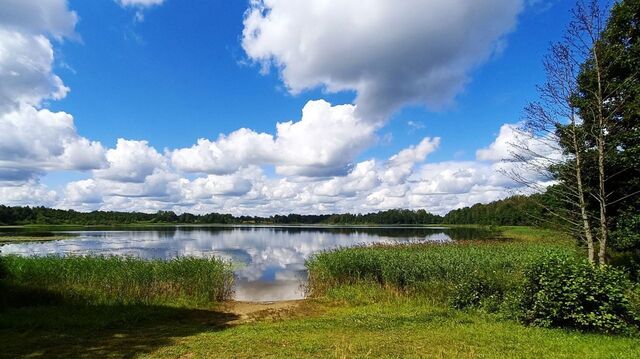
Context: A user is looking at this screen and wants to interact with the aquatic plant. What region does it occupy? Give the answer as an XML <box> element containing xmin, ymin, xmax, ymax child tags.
<box><xmin>0</xmin><ymin>255</ymin><xmax>234</xmax><ymax>306</ymax></box>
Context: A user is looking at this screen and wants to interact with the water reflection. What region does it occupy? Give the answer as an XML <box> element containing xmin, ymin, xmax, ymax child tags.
<box><xmin>0</xmin><ymin>226</ymin><xmax>491</xmax><ymax>301</ymax></box>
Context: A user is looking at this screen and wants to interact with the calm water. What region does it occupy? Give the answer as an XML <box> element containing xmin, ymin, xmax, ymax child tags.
<box><xmin>0</xmin><ymin>226</ymin><xmax>492</xmax><ymax>301</ymax></box>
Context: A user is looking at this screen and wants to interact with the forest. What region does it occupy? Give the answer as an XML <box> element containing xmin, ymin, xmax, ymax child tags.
<box><xmin>0</xmin><ymin>195</ymin><xmax>537</xmax><ymax>226</ymax></box>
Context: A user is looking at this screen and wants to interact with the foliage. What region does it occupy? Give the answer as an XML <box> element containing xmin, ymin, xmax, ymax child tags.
<box><xmin>517</xmin><ymin>254</ymin><xmax>638</xmax><ymax>333</ymax></box>
<box><xmin>324</xmin><ymin>209</ymin><xmax>442</xmax><ymax>225</ymax></box>
<box><xmin>549</xmin><ymin>0</ymin><xmax>640</xmax><ymax>262</ymax></box>
<box><xmin>0</xmin><ymin>255</ymin><xmax>233</xmax><ymax>306</ymax></box>
<box><xmin>0</xmin><ymin>205</ymin><xmax>446</xmax><ymax>226</ymax></box>
<box><xmin>442</xmin><ymin>195</ymin><xmax>548</xmax><ymax>226</ymax></box>
<box><xmin>451</xmin><ymin>276</ymin><xmax>505</xmax><ymax>311</ymax></box>
<box><xmin>0</xmin><ymin>198</ymin><xmax>547</xmax><ymax>227</ymax></box>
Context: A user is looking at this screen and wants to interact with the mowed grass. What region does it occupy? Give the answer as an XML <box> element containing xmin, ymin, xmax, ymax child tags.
<box><xmin>153</xmin><ymin>290</ymin><xmax>640</xmax><ymax>359</ymax></box>
<box><xmin>2</xmin><ymin>285</ymin><xmax>639</xmax><ymax>358</ymax></box>
<box><xmin>0</xmin><ymin>255</ymin><xmax>234</xmax><ymax>306</ymax></box>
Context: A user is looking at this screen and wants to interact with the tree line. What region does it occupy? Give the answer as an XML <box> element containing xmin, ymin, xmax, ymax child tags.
<box><xmin>0</xmin><ymin>197</ymin><xmax>541</xmax><ymax>227</ymax></box>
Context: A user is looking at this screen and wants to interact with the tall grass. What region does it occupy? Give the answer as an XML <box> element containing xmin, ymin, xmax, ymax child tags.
<box><xmin>0</xmin><ymin>255</ymin><xmax>234</xmax><ymax>306</ymax></box>
<box><xmin>306</xmin><ymin>241</ymin><xmax>576</xmax><ymax>301</ymax></box>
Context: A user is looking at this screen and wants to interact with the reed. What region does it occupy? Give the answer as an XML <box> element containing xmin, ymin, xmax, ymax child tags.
<box><xmin>306</xmin><ymin>241</ymin><xmax>575</xmax><ymax>300</ymax></box>
<box><xmin>0</xmin><ymin>255</ymin><xmax>234</xmax><ymax>306</ymax></box>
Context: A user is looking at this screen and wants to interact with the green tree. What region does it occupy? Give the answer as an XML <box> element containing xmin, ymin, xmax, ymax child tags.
<box><xmin>569</xmin><ymin>0</ymin><xmax>640</xmax><ymax>264</ymax></box>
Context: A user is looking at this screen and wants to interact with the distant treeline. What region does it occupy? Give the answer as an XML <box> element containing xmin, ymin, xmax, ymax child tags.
<box><xmin>442</xmin><ymin>195</ymin><xmax>547</xmax><ymax>226</ymax></box>
<box><xmin>0</xmin><ymin>195</ymin><xmax>547</xmax><ymax>226</ymax></box>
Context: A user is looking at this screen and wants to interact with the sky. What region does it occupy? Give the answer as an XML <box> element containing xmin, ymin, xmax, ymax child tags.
<box><xmin>0</xmin><ymin>0</ymin><xmax>573</xmax><ymax>215</ymax></box>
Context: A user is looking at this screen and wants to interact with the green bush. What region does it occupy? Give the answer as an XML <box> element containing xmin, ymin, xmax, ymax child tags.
<box><xmin>452</xmin><ymin>276</ymin><xmax>505</xmax><ymax>311</ymax></box>
<box><xmin>518</xmin><ymin>254</ymin><xmax>638</xmax><ymax>333</ymax></box>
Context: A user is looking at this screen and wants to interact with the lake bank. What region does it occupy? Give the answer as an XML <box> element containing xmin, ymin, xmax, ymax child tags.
<box><xmin>1</xmin><ymin>226</ymin><xmax>637</xmax><ymax>357</ymax></box>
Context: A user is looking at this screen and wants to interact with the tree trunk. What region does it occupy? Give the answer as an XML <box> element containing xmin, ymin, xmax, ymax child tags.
<box><xmin>571</xmin><ymin>111</ymin><xmax>595</xmax><ymax>264</ymax></box>
<box><xmin>571</xmin><ymin>121</ymin><xmax>595</xmax><ymax>263</ymax></box>
<box><xmin>593</xmin><ymin>48</ymin><xmax>609</xmax><ymax>266</ymax></box>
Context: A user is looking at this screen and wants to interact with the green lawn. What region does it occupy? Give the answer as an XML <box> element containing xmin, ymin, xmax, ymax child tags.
<box><xmin>2</xmin><ymin>287</ymin><xmax>638</xmax><ymax>358</ymax></box>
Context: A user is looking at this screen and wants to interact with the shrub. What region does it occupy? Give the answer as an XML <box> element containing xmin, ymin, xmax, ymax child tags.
<box><xmin>518</xmin><ymin>254</ymin><xmax>638</xmax><ymax>333</ymax></box>
<box><xmin>452</xmin><ymin>276</ymin><xmax>505</xmax><ymax>311</ymax></box>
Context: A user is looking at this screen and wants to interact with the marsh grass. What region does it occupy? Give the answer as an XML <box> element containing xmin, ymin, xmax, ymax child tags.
<box><xmin>306</xmin><ymin>241</ymin><xmax>576</xmax><ymax>303</ymax></box>
<box><xmin>0</xmin><ymin>255</ymin><xmax>234</xmax><ymax>307</ymax></box>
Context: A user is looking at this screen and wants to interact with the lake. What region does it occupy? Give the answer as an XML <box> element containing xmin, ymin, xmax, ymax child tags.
<box><xmin>0</xmin><ymin>226</ymin><xmax>493</xmax><ymax>301</ymax></box>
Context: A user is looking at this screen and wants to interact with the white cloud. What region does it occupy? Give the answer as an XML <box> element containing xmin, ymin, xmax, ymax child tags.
<box><xmin>476</xmin><ymin>123</ymin><xmax>522</xmax><ymax>161</ymax></box>
<box><xmin>313</xmin><ymin>160</ymin><xmax>380</xmax><ymax>197</ymax></box>
<box><xmin>95</xmin><ymin>139</ymin><xmax>165</xmax><ymax>183</ymax></box>
<box><xmin>243</xmin><ymin>0</ymin><xmax>523</xmax><ymax>121</ymax></box>
<box><xmin>0</xmin><ymin>181</ymin><xmax>57</xmax><ymax>206</ymax></box>
<box><xmin>0</xmin><ymin>0</ymin><xmax>104</xmax><ymax>184</ymax></box>
<box><xmin>58</xmin><ymin>133</ymin><xmax>430</xmax><ymax>214</ymax></box>
<box><xmin>0</xmin><ymin>106</ymin><xmax>105</xmax><ymax>181</ymax></box>
<box><xmin>0</xmin><ymin>0</ymin><xmax>77</xmax><ymax>39</ymax></box>
<box><xmin>381</xmin><ymin>137</ymin><xmax>440</xmax><ymax>185</ymax></box>
<box><xmin>172</xmin><ymin>100</ymin><xmax>376</xmax><ymax>177</ymax></box>
<box><xmin>118</xmin><ymin>0</ymin><xmax>165</xmax><ymax>7</ymax></box>
<box><xmin>64</xmin><ymin>179</ymin><xmax>102</xmax><ymax>205</ymax></box>
<box><xmin>171</xmin><ymin>129</ymin><xmax>275</xmax><ymax>175</ymax></box>
<box><xmin>272</xmin><ymin>100</ymin><xmax>376</xmax><ymax>176</ymax></box>
<box><xmin>181</xmin><ymin>167</ymin><xmax>262</xmax><ymax>200</ymax></box>
<box><xmin>50</xmin><ymin>122</ymin><xmax>547</xmax><ymax>216</ymax></box>
<box><xmin>0</xmin><ymin>29</ymin><xmax>69</xmax><ymax>112</ymax></box>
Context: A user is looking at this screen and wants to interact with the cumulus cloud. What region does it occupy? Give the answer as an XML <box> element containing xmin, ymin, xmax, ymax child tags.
<box><xmin>171</xmin><ymin>129</ymin><xmax>275</xmax><ymax>175</ymax></box>
<box><xmin>381</xmin><ymin>137</ymin><xmax>440</xmax><ymax>185</ymax></box>
<box><xmin>55</xmin><ymin>125</ymin><xmax>539</xmax><ymax>215</ymax></box>
<box><xmin>0</xmin><ymin>29</ymin><xmax>69</xmax><ymax>112</ymax></box>
<box><xmin>181</xmin><ymin>167</ymin><xmax>263</xmax><ymax>201</ymax></box>
<box><xmin>475</xmin><ymin>123</ymin><xmax>563</xmax><ymax>191</ymax></box>
<box><xmin>313</xmin><ymin>160</ymin><xmax>380</xmax><ymax>197</ymax></box>
<box><xmin>95</xmin><ymin>139</ymin><xmax>165</xmax><ymax>183</ymax></box>
<box><xmin>243</xmin><ymin>0</ymin><xmax>523</xmax><ymax>121</ymax></box>
<box><xmin>0</xmin><ymin>0</ymin><xmax>105</xmax><ymax>184</ymax></box>
<box><xmin>64</xmin><ymin>179</ymin><xmax>102</xmax><ymax>205</ymax></box>
<box><xmin>172</xmin><ymin>100</ymin><xmax>376</xmax><ymax>177</ymax></box>
<box><xmin>0</xmin><ymin>181</ymin><xmax>58</xmax><ymax>206</ymax></box>
<box><xmin>0</xmin><ymin>106</ymin><xmax>105</xmax><ymax>181</ymax></box>
<box><xmin>476</xmin><ymin>123</ymin><xmax>525</xmax><ymax>161</ymax></box>
<box><xmin>0</xmin><ymin>0</ymin><xmax>77</xmax><ymax>39</ymax></box>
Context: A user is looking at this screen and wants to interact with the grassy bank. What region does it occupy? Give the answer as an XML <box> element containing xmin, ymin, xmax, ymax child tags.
<box><xmin>2</xmin><ymin>286</ymin><xmax>639</xmax><ymax>358</ymax></box>
<box><xmin>0</xmin><ymin>255</ymin><xmax>234</xmax><ymax>306</ymax></box>
<box><xmin>306</xmin><ymin>240</ymin><xmax>576</xmax><ymax>303</ymax></box>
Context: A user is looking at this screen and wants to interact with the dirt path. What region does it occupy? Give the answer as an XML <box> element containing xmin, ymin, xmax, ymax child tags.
<box><xmin>220</xmin><ymin>300</ymin><xmax>306</xmax><ymax>324</ymax></box>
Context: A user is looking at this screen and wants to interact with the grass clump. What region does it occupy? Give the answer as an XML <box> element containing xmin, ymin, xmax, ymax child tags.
<box><xmin>0</xmin><ymin>255</ymin><xmax>233</xmax><ymax>307</ymax></box>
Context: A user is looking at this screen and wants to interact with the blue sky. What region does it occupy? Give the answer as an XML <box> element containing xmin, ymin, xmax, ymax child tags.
<box><xmin>0</xmin><ymin>0</ymin><xmax>578</xmax><ymax>215</ymax></box>
<box><xmin>50</xmin><ymin>0</ymin><xmax>570</xmax><ymax>159</ymax></box>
